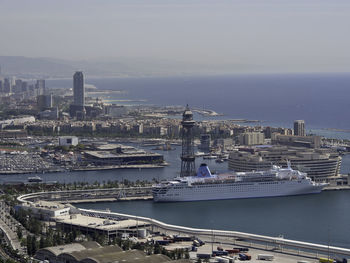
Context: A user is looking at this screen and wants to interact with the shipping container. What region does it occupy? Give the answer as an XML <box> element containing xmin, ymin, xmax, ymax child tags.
<box><xmin>225</xmin><ymin>249</ymin><xmax>240</xmax><ymax>254</ymax></box>
<box><xmin>234</xmin><ymin>247</ymin><xmax>249</xmax><ymax>252</ymax></box>
<box><xmin>319</xmin><ymin>258</ymin><xmax>335</xmax><ymax>263</ymax></box>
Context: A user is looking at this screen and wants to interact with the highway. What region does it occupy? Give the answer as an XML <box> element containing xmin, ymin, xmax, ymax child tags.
<box><xmin>0</xmin><ymin>202</ymin><xmax>25</xmax><ymax>254</ymax></box>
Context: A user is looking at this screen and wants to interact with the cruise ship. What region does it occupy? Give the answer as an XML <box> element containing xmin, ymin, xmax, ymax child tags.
<box><xmin>152</xmin><ymin>163</ymin><xmax>327</xmax><ymax>202</ymax></box>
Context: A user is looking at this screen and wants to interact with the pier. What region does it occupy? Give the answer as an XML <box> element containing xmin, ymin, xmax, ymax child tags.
<box><xmin>17</xmin><ymin>187</ymin><xmax>153</xmax><ymax>203</ymax></box>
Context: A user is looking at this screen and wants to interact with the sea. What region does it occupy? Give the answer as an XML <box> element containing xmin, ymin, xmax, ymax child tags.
<box><xmin>25</xmin><ymin>73</ymin><xmax>350</xmax><ymax>248</ymax></box>
<box><xmin>47</xmin><ymin>72</ymin><xmax>350</xmax><ymax>139</ymax></box>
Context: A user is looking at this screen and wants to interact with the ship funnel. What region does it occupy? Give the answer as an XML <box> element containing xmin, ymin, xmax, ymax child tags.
<box><xmin>196</xmin><ymin>163</ymin><xmax>212</xmax><ymax>177</ymax></box>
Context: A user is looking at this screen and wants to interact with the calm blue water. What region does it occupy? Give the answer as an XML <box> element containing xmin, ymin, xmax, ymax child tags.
<box><xmin>1</xmin><ymin>146</ymin><xmax>349</xmax><ymax>184</ymax></box>
<box><xmin>76</xmin><ymin>190</ymin><xmax>350</xmax><ymax>248</ymax></box>
<box><xmin>48</xmin><ymin>73</ymin><xmax>350</xmax><ymax>134</ymax></box>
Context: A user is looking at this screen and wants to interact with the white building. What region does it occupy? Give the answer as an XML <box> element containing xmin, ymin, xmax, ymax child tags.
<box><xmin>19</xmin><ymin>201</ymin><xmax>70</xmax><ymax>219</ymax></box>
<box><xmin>59</xmin><ymin>136</ymin><xmax>79</xmax><ymax>146</ymax></box>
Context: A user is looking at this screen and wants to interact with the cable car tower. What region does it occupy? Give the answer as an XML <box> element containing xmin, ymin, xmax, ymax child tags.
<box><xmin>180</xmin><ymin>105</ymin><xmax>196</xmax><ymax>177</ymax></box>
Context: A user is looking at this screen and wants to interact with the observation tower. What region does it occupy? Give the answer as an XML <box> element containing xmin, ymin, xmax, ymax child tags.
<box><xmin>180</xmin><ymin>105</ymin><xmax>196</xmax><ymax>177</ymax></box>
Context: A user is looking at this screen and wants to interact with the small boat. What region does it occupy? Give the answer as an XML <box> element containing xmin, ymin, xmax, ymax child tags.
<box><xmin>28</xmin><ymin>176</ymin><xmax>43</xmax><ymax>183</ymax></box>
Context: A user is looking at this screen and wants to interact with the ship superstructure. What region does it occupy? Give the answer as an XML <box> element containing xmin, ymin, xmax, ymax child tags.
<box><xmin>152</xmin><ymin>163</ymin><xmax>327</xmax><ymax>202</ymax></box>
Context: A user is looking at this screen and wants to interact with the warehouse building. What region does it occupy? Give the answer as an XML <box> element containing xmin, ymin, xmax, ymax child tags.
<box><xmin>35</xmin><ymin>242</ymin><xmax>190</xmax><ymax>263</ymax></box>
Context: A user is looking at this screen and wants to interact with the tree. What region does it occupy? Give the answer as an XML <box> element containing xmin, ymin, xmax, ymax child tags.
<box><xmin>26</xmin><ymin>236</ymin><xmax>32</xmax><ymax>255</ymax></box>
<box><xmin>16</xmin><ymin>226</ymin><xmax>22</xmax><ymax>239</ymax></box>
<box><xmin>31</xmin><ymin>236</ymin><xmax>38</xmax><ymax>255</ymax></box>
<box><xmin>39</xmin><ymin>236</ymin><xmax>45</xmax><ymax>249</ymax></box>
<box><xmin>153</xmin><ymin>243</ymin><xmax>161</xmax><ymax>254</ymax></box>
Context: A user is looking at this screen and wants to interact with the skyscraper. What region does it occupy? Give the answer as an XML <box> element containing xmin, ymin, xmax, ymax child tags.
<box><xmin>4</xmin><ymin>78</ymin><xmax>11</xmax><ymax>93</ymax></box>
<box><xmin>294</xmin><ymin>120</ymin><xmax>305</xmax><ymax>136</ymax></box>
<box><xmin>73</xmin><ymin>71</ymin><xmax>84</xmax><ymax>106</ymax></box>
<box><xmin>36</xmin><ymin>79</ymin><xmax>46</xmax><ymax>95</ymax></box>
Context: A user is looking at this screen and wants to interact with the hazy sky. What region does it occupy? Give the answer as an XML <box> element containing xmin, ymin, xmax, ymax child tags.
<box><xmin>1</xmin><ymin>0</ymin><xmax>350</xmax><ymax>72</ymax></box>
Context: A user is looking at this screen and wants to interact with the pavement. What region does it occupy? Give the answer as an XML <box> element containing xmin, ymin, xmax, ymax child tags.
<box><xmin>190</xmin><ymin>242</ymin><xmax>320</xmax><ymax>263</ymax></box>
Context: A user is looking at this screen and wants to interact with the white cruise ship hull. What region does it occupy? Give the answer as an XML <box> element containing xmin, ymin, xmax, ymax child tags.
<box><xmin>153</xmin><ymin>180</ymin><xmax>326</xmax><ymax>202</ymax></box>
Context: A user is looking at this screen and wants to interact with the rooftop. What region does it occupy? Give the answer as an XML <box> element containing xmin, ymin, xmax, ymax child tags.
<box><xmin>56</xmin><ymin>214</ymin><xmax>149</xmax><ymax>231</ymax></box>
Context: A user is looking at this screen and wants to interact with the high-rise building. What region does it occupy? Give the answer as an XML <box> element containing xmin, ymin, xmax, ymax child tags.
<box><xmin>21</xmin><ymin>81</ymin><xmax>28</xmax><ymax>92</ymax></box>
<box><xmin>14</xmin><ymin>79</ymin><xmax>23</xmax><ymax>93</ymax></box>
<box><xmin>199</xmin><ymin>134</ymin><xmax>211</xmax><ymax>152</ymax></box>
<box><xmin>239</xmin><ymin>132</ymin><xmax>265</xmax><ymax>146</ymax></box>
<box><xmin>36</xmin><ymin>79</ymin><xmax>46</xmax><ymax>96</ymax></box>
<box><xmin>37</xmin><ymin>94</ymin><xmax>53</xmax><ymax>111</ymax></box>
<box><xmin>294</xmin><ymin>120</ymin><xmax>305</xmax><ymax>136</ymax></box>
<box><xmin>3</xmin><ymin>78</ymin><xmax>11</xmax><ymax>93</ymax></box>
<box><xmin>73</xmin><ymin>71</ymin><xmax>84</xmax><ymax>106</ymax></box>
<box><xmin>0</xmin><ymin>79</ymin><xmax>3</xmax><ymax>93</ymax></box>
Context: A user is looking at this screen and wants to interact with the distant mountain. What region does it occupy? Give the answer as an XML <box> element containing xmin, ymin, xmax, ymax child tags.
<box><xmin>0</xmin><ymin>56</ymin><xmax>260</xmax><ymax>78</ymax></box>
<box><xmin>0</xmin><ymin>56</ymin><xmax>76</xmax><ymax>78</ymax></box>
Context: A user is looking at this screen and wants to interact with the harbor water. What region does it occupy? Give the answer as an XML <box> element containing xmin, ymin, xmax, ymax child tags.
<box><xmin>76</xmin><ymin>190</ymin><xmax>350</xmax><ymax>249</ymax></box>
<box><xmin>1</xmin><ymin>145</ymin><xmax>347</xmax><ymax>249</ymax></box>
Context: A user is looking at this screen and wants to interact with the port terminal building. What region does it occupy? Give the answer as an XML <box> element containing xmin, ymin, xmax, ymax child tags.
<box><xmin>228</xmin><ymin>145</ymin><xmax>342</xmax><ymax>182</ymax></box>
<box><xmin>84</xmin><ymin>151</ymin><xmax>163</xmax><ymax>166</ymax></box>
<box><xmin>83</xmin><ymin>143</ymin><xmax>164</xmax><ymax>166</ymax></box>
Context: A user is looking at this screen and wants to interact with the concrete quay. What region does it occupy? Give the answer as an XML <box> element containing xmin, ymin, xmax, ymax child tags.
<box><xmin>17</xmin><ymin>187</ymin><xmax>153</xmax><ymax>204</ymax></box>
<box><xmin>64</xmin><ymin>195</ymin><xmax>153</xmax><ymax>204</ymax></box>
<box><xmin>324</xmin><ymin>185</ymin><xmax>350</xmax><ymax>191</ymax></box>
<box><xmin>72</xmin><ymin>163</ymin><xmax>168</xmax><ymax>171</ymax></box>
<box><xmin>79</xmin><ymin>208</ymin><xmax>350</xmax><ymax>260</ymax></box>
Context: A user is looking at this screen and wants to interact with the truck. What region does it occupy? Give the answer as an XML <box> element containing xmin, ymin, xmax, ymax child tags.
<box><xmin>257</xmin><ymin>254</ymin><xmax>274</xmax><ymax>261</ymax></box>
<box><xmin>197</xmin><ymin>253</ymin><xmax>211</xmax><ymax>260</ymax></box>
<box><xmin>155</xmin><ymin>240</ymin><xmax>170</xmax><ymax>245</ymax></box>
<box><xmin>239</xmin><ymin>253</ymin><xmax>251</xmax><ymax>261</ymax></box>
